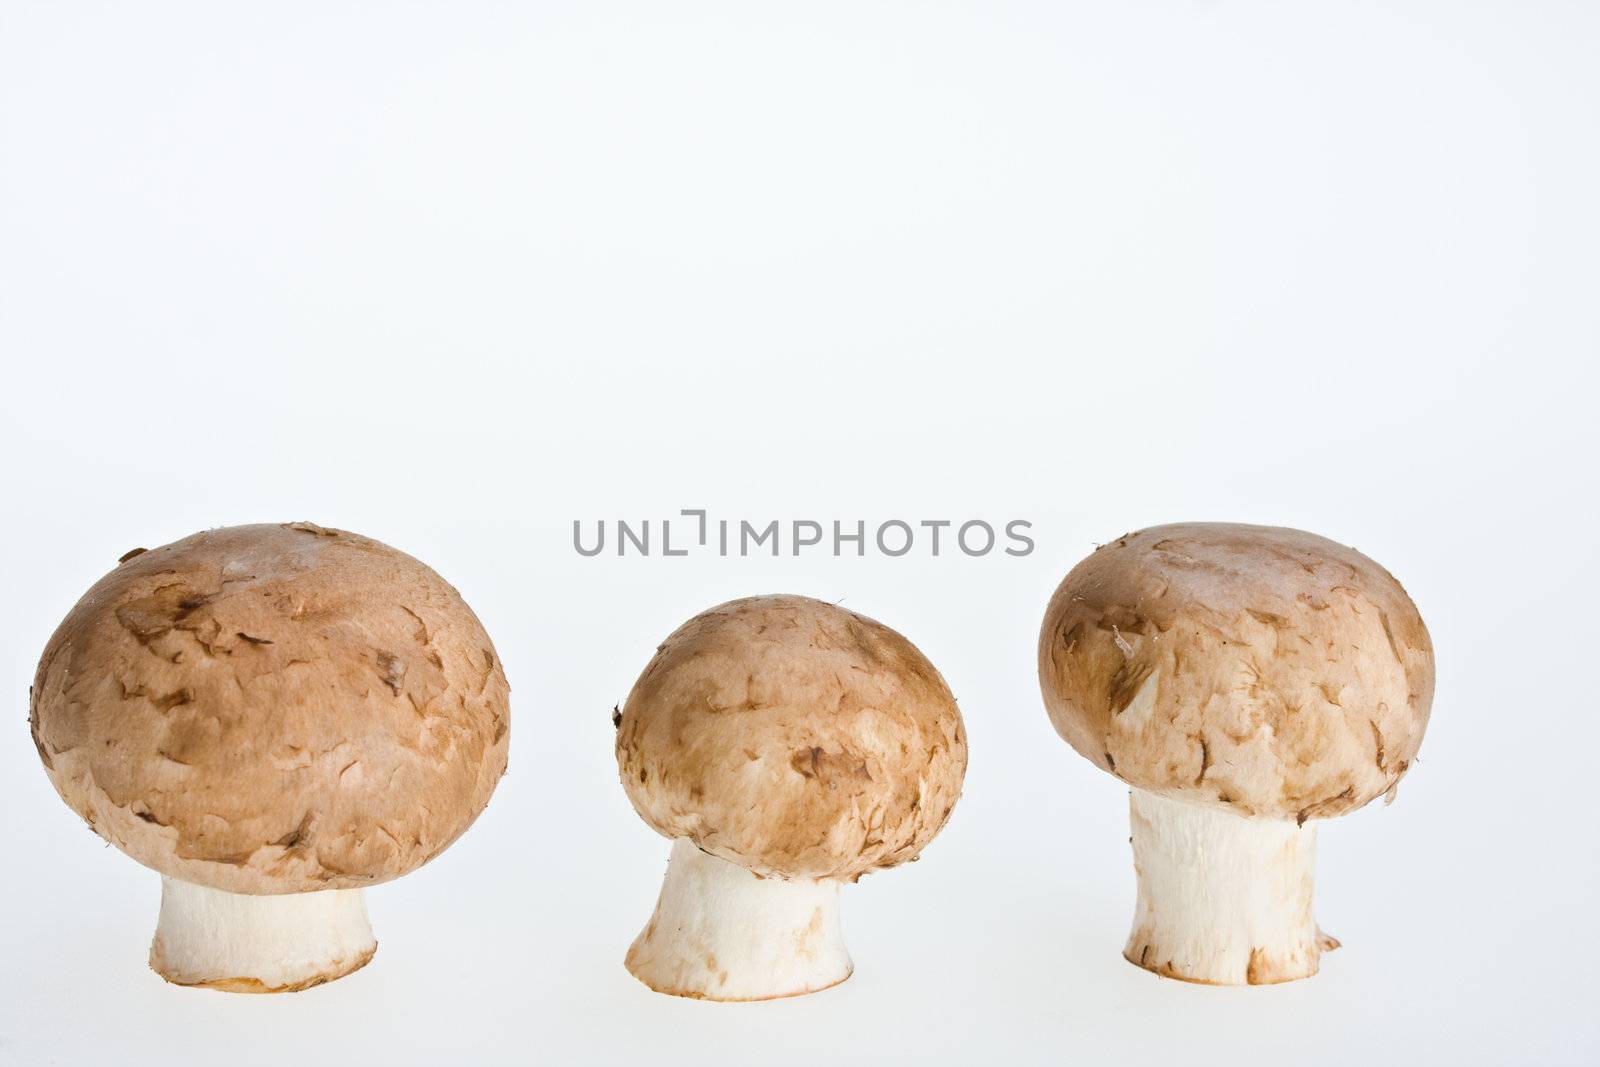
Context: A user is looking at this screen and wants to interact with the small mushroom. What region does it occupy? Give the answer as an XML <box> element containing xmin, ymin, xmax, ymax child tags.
<box><xmin>615</xmin><ymin>595</ymin><xmax>967</xmax><ymax>1000</ymax></box>
<box><xmin>1037</xmin><ymin>523</ymin><xmax>1434</xmax><ymax>985</ymax></box>
<box><xmin>29</xmin><ymin>523</ymin><xmax>510</xmax><ymax>992</ymax></box>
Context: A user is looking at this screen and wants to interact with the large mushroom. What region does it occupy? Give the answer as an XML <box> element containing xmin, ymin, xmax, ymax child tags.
<box><xmin>1038</xmin><ymin>523</ymin><xmax>1434</xmax><ymax>985</ymax></box>
<box><xmin>615</xmin><ymin>595</ymin><xmax>967</xmax><ymax>1000</ymax></box>
<box><xmin>30</xmin><ymin>523</ymin><xmax>510</xmax><ymax>992</ymax></box>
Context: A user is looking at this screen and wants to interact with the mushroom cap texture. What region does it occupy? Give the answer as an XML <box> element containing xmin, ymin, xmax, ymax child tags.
<box><xmin>616</xmin><ymin>595</ymin><xmax>967</xmax><ymax>881</ymax></box>
<box><xmin>1038</xmin><ymin>523</ymin><xmax>1433</xmax><ymax>823</ymax></box>
<box><xmin>30</xmin><ymin>523</ymin><xmax>510</xmax><ymax>894</ymax></box>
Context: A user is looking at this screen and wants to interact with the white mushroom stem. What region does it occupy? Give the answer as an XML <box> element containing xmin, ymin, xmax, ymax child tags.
<box><xmin>1125</xmin><ymin>788</ymin><xmax>1334</xmax><ymax>985</ymax></box>
<box><xmin>149</xmin><ymin>877</ymin><xmax>377</xmax><ymax>992</ymax></box>
<box><xmin>625</xmin><ymin>838</ymin><xmax>853</xmax><ymax>1000</ymax></box>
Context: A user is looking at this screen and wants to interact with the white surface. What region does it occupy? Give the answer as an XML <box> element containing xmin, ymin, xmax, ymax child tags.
<box><xmin>151</xmin><ymin>878</ymin><xmax>375</xmax><ymax>991</ymax></box>
<box><xmin>626</xmin><ymin>838</ymin><xmax>852</xmax><ymax>1001</ymax></box>
<box><xmin>1125</xmin><ymin>788</ymin><xmax>1321</xmax><ymax>986</ymax></box>
<box><xmin>1</xmin><ymin>2</ymin><xmax>1596</xmax><ymax>1064</ymax></box>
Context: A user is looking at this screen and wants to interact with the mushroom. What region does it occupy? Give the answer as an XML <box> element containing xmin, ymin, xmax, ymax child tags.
<box><xmin>1037</xmin><ymin>523</ymin><xmax>1434</xmax><ymax>985</ymax></box>
<box><xmin>29</xmin><ymin>523</ymin><xmax>510</xmax><ymax>992</ymax></box>
<box><xmin>615</xmin><ymin>594</ymin><xmax>967</xmax><ymax>1000</ymax></box>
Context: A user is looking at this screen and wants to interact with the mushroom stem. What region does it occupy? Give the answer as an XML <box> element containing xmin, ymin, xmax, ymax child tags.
<box><xmin>1124</xmin><ymin>788</ymin><xmax>1328</xmax><ymax>985</ymax></box>
<box><xmin>149</xmin><ymin>876</ymin><xmax>377</xmax><ymax>992</ymax></box>
<box><xmin>625</xmin><ymin>838</ymin><xmax>853</xmax><ymax>1001</ymax></box>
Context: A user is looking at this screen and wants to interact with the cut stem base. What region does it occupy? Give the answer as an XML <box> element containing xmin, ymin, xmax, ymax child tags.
<box><xmin>1125</xmin><ymin>788</ymin><xmax>1330</xmax><ymax>985</ymax></box>
<box><xmin>150</xmin><ymin>876</ymin><xmax>376</xmax><ymax>993</ymax></box>
<box><xmin>626</xmin><ymin>839</ymin><xmax>852</xmax><ymax>1001</ymax></box>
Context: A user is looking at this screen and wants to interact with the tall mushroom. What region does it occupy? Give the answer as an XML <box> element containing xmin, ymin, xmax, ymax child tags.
<box><xmin>1038</xmin><ymin>523</ymin><xmax>1434</xmax><ymax>985</ymax></box>
<box><xmin>30</xmin><ymin>523</ymin><xmax>510</xmax><ymax>992</ymax></box>
<box><xmin>615</xmin><ymin>595</ymin><xmax>967</xmax><ymax>1000</ymax></box>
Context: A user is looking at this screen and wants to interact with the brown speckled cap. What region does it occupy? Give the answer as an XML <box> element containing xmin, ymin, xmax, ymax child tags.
<box><xmin>30</xmin><ymin>523</ymin><xmax>510</xmax><ymax>894</ymax></box>
<box><xmin>616</xmin><ymin>595</ymin><xmax>967</xmax><ymax>881</ymax></box>
<box><xmin>1038</xmin><ymin>523</ymin><xmax>1433</xmax><ymax>822</ymax></box>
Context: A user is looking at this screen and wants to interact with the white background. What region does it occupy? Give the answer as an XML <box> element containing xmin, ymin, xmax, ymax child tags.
<box><xmin>2</xmin><ymin>2</ymin><xmax>1596</xmax><ymax>1064</ymax></box>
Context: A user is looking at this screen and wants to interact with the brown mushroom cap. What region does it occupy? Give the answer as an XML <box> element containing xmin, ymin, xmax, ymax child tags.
<box><xmin>616</xmin><ymin>595</ymin><xmax>967</xmax><ymax>881</ymax></box>
<box><xmin>1038</xmin><ymin>523</ymin><xmax>1433</xmax><ymax>822</ymax></box>
<box><xmin>30</xmin><ymin>523</ymin><xmax>510</xmax><ymax>894</ymax></box>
